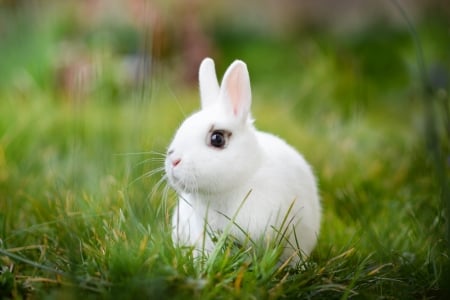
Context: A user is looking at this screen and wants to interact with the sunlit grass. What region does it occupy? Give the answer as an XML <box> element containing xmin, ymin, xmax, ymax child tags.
<box><xmin>0</xmin><ymin>70</ymin><xmax>447</xmax><ymax>298</ymax></box>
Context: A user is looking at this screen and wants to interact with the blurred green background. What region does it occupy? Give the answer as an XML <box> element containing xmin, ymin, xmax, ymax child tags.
<box><xmin>0</xmin><ymin>0</ymin><xmax>449</xmax><ymax>298</ymax></box>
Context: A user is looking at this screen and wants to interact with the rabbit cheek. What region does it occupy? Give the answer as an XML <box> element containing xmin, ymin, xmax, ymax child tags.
<box><xmin>166</xmin><ymin>169</ymin><xmax>186</xmax><ymax>193</ymax></box>
<box><xmin>166</xmin><ymin>157</ymin><xmax>198</xmax><ymax>194</ymax></box>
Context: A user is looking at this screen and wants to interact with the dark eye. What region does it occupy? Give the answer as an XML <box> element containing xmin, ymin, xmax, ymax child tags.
<box><xmin>210</xmin><ymin>131</ymin><xmax>225</xmax><ymax>148</ymax></box>
<box><xmin>209</xmin><ymin>130</ymin><xmax>230</xmax><ymax>149</ymax></box>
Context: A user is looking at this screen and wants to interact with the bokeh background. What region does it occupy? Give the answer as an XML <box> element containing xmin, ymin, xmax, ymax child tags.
<box><xmin>1</xmin><ymin>0</ymin><xmax>448</xmax><ymax>100</ymax></box>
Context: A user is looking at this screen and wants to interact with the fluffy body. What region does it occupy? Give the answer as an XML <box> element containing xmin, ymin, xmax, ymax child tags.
<box><xmin>165</xmin><ymin>58</ymin><xmax>321</xmax><ymax>263</ymax></box>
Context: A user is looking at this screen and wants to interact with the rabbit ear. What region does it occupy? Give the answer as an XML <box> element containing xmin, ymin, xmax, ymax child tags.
<box><xmin>219</xmin><ymin>60</ymin><xmax>251</xmax><ymax>123</ymax></box>
<box><xmin>199</xmin><ymin>58</ymin><xmax>220</xmax><ymax>109</ymax></box>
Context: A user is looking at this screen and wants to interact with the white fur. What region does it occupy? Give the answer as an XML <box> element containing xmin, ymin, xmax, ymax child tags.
<box><xmin>165</xmin><ymin>58</ymin><xmax>321</xmax><ymax>264</ymax></box>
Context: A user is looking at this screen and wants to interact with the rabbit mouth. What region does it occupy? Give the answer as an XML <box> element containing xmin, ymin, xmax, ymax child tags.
<box><xmin>167</xmin><ymin>171</ymin><xmax>198</xmax><ymax>194</ymax></box>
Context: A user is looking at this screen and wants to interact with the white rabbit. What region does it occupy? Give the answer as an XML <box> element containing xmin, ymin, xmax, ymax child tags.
<box><xmin>165</xmin><ymin>58</ymin><xmax>321</xmax><ymax>264</ymax></box>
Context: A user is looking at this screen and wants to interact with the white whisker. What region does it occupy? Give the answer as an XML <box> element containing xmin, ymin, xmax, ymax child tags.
<box><xmin>136</xmin><ymin>158</ymin><xmax>165</xmax><ymax>167</ymax></box>
<box><xmin>151</xmin><ymin>173</ymin><xmax>168</xmax><ymax>196</ymax></box>
<box><xmin>128</xmin><ymin>164</ymin><xmax>165</xmax><ymax>188</ymax></box>
<box><xmin>113</xmin><ymin>151</ymin><xmax>162</xmax><ymax>156</ymax></box>
<box><xmin>140</xmin><ymin>167</ymin><xmax>164</xmax><ymax>180</ymax></box>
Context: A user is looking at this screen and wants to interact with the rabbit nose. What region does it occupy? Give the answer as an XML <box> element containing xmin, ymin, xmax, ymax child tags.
<box><xmin>167</xmin><ymin>149</ymin><xmax>181</xmax><ymax>167</ymax></box>
<box><xmin>172</xmin><ymin>158</ymin><xmax>181</xmax><ymax>167</ymax></box>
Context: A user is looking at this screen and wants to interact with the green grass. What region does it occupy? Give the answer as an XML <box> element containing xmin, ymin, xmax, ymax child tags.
<box><xmin>1</xmin><ymin>77</ymin><xmax>447</xmax><ymax>299</ymax></box>
<box><xmin>1</xmin><ymin>3</ymin><xmax>449</xmax><ymax>299</ymax></box>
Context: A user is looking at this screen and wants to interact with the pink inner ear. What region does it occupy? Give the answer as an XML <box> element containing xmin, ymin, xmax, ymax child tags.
<box><xmin>227</xmin><ymin>69</ymin><xmax>243</xmax><ymax>116</ymax></box>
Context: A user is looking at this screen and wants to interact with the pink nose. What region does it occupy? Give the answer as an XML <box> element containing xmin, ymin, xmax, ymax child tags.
<box><xmin>172</xmin><ymin>158</ymin><xmax>181</xmax><ymax>167</ymax></box>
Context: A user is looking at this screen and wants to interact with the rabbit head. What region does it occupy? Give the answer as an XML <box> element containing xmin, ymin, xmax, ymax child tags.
<box><xmin>165</xmin><ymin>58</ymin><xmax>261</xmax><ymax>195</ymax></box>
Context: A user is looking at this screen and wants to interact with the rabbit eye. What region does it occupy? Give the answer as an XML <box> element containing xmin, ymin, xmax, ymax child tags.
<box><xmin>208</xmin><ymin>130</ymin><xmax>230</xmax><ymax>149</ymax></box>
<box><xmin>210</xmin><ymin>131</ymin><xmax>226</xmax><ymax>148</ymax></box>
